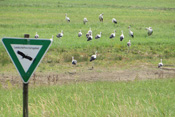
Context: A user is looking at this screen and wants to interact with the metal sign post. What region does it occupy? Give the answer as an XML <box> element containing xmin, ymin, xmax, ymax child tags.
<box><xmin>23</xmin><ymin>34</ymin><xmax>29</xmax><ymax>117</ymax></box>
<box><xmin>23</xmin><ymin>83</ymin><xmax>28</xmax><ymax>117</ymax></box>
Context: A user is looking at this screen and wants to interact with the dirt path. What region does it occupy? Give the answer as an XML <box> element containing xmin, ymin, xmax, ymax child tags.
<box><xmin>0</xmin><ymin>65</ymin><xmax>175</xmax><ymax>88</ymax></box>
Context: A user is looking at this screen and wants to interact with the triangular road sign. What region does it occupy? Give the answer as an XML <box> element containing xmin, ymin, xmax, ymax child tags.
<box><xmin>2</xmin><ymin>37</ymin><xmax>52</xmax><ymax>83</ymax></box>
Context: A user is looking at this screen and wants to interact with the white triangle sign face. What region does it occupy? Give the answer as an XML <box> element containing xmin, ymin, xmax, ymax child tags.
<box><xmin>11</xmin><ymin>44</ymin><xmax>42</xmax><ymax>72</ymax></box>
<box><xmin>2</xmin><ymin>38</ymin><xmax>52</xmax><ymax>83</ymax></box>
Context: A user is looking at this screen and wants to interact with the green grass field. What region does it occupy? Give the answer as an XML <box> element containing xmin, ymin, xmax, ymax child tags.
<box><xmin>0</xmin><ymin>0</ymin><xmax>175</xmax><ymax>116</ymax></box>
<box><xmin>0</xmin><ymin>0</ymin><xmax>175</xmax><ymax>68</ymax></box>
<box><xmin>0</xmin><ymin>78</ymin><xmax>175</xmax><ymax>116</ymax></box>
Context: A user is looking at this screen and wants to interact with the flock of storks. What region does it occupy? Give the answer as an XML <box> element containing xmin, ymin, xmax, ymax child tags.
<box><xmin>34</xmin><ymin>13</ymin><xmax>163</xmax><ymax>69</ymax></box>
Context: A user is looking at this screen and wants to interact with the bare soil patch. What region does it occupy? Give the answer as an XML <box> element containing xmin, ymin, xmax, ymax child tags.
<box><xmin>0</xmin><ymin>65</ymin><xmax>175</xmax><ymax>88</ymax></box>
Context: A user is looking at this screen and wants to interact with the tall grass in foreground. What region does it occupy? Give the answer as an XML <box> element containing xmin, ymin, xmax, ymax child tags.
<box><xmin>0</xmin><ymin>78</ymin><xmax>175</xmax><ymax>116</ymax></box>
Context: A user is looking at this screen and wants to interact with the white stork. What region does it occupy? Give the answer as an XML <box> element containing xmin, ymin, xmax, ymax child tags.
<box><xmin>127</xmin><ymin>40</ymin><xmax>131</xmax><ymax>53</ymax></box>
<box><xmin>35</xmin><ymin>32</ymin><xmax>39</xmax><ymax>39</ymax></box>
<box><xmin>158</xmin><ymin>59</ymin><xmax>163</xmax><ymax>68</ymax></box>
<box><xmin>90</xmin><ymin>51</ymin><xmax>97</xmax><ymax>69</ymax></box>
<box><xmin>86</xmin><ymin>32</ymin><xmax>90</xmax><ymax>38</ymax></box>
<box><xmin>112</xmin><ymin>18</ymin><xmax>117</xmax><ymax>24</ymax></box>
<box><xmin>83</xmin><ymin>18</ymin><xmax>88</xmax><ymax>24</ymax></box>
<box><xmin>86</xmin><ymin>28</ymin><xmax>92</xmax><ymax>39</ymax></box>
<box><xmin>78</xmin><ymin>30</ymin><xmax>82</xmax><ymax>37</ymax></box>
<box><xmin>72</xmin><ymin>56</ymin><xmax>77</xmax><ymax>65</ymax></box>
<box><xmin>95</xmin><ymin>32</ymin><xmax>102</xmax><ymax>39</ymax></box>
<box><xmin>87</xmin><ymin>34</ymin><xmax>93</xmax><ymax>41</ymax></box>
<box><xmin>56</xmin><ymin>30</ymin><xmax>63</xmax><ymax>38</ymax></box>
<box><xmin>109</xmin><ymin>30</ymin><xmax>116</xmax><ymax>39</ymax></box>
<box><xmin>99</xmin><ymin>13</ymin><xmax>104</xmax><ymax>22</ymax></box>
<box><xmin>127</xmin><ymin>40</ymin><xmax>131</xmax><ymax>47</ymax></box>
<box><xmin>146</xmin><ymin>27</ymin><xmax>153</xmax><ymax>36</ymax></box>
<box><xmin>120</xmin><ymin>30</ymin><xmax>124</xmax><ymax>41</ymax></box>
<box><xmin>128</xmin><ymin>26</ymin><xmax>134</xmax><ymax>38</ymax></box>
<box><xmin>90</xmin><ymin>51</ymin><xmax>97</xmax><ymax>62</ymax></box>
<box><xmin>65</xmin><ymin>13</ymin><xmax>70</xmax><ymax>22</ymax></box>
<box><xmin>88</xmin><ymin>27</ymin><xmax>92</xmax><ymax>35</ymax></box>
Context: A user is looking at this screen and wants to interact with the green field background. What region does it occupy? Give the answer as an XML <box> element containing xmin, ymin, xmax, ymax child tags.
<box><xmin>0</xmin><ymin>0</ymin><xmax>175</xmax><ymax>69</ymax></box>
<box><xmin>0</xmin><ymin>0</ymin><xmax>175</xmax><ymax>116</ymax></box>
<box><xmin>0</xmin><ymin>0</ymin><xmax>175</xmax><ymax>67</ymax></box>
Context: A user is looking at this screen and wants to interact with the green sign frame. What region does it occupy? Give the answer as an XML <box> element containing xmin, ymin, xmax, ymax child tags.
<box><xmin>2</xmin><ymin>37</ymin><xmax>52</xmax><ymax>83</ymax></box>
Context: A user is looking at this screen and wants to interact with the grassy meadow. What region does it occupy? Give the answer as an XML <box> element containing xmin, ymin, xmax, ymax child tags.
<box><xmin>0</xmin><ymin>0</ymin><xmax>175</xmax><ymax>69</ymax></box>
<box><xmin>1</xmin><ymin>78</ymin><xmax>175</xmax><ymax>116</ymax></box>
<box><xmin>0</xmin><ymin>0</ymin><xmax>175</xmax><ymax>116</ymax></box>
